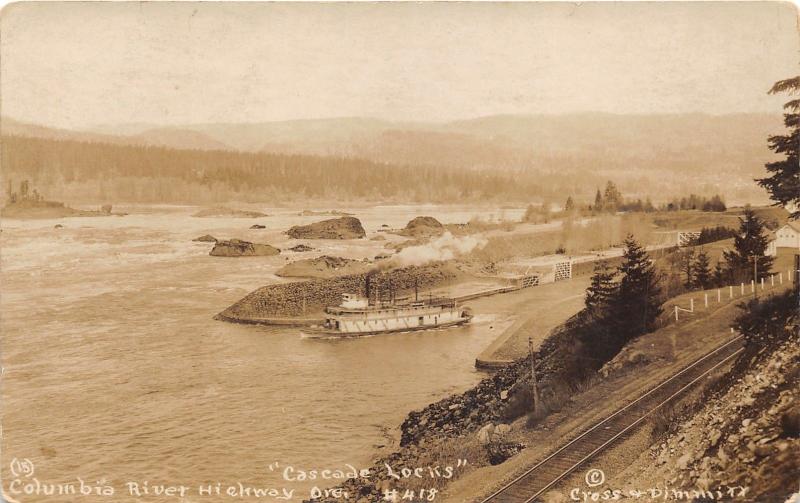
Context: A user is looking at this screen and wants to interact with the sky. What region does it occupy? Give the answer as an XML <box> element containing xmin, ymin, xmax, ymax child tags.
<box><xmin>1</xmin><ymin>2</ymin><xmax>798</xmax><ymax>130</ymax></box>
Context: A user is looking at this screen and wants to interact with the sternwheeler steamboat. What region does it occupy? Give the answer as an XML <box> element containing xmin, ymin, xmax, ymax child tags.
<box><xmin>304</xmin><ymin>292</ymin><xmax>473</xmax><ymax>337</ymax></box>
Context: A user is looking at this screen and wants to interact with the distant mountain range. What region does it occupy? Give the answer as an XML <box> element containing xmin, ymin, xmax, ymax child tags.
<box><xmin>1</xmin><ymin>113</ymin><xmax>784</xmax><ymax>203</ymax></box>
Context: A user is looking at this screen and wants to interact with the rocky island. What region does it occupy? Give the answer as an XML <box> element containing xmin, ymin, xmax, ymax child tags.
<box><xmin>287</xmin><ymin>216</ymin><xmax>366</xmax><ymax>239</ymax></box>
<box><xmin>1</xmin><ymin>181</ymin><xmax>117</xmax><ymax>219</ymax></box>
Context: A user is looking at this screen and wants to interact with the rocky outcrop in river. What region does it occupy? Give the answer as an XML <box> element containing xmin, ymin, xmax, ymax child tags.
<box><xmin>287</xmin><ymin>217</ymin><xmax>366</xmax><ymax>240</ymax></box>
<box><xmin>399</xmin><ymin>216</ymin><xmax>444</xmax><ymax>237</ymax></box>
<box><xmin>209</xmin><ymin>239</ymin><xmax>280</xmax><ymax>257</ymax></box>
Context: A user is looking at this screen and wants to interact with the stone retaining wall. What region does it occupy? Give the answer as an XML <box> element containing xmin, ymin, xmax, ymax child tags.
<box><xmin>217</xmin><ymin>264</ymin><xmax>457</xmax><ymax>321</ymax></box>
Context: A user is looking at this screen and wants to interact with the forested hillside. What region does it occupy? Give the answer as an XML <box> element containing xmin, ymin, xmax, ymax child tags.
<box><xmin>1</xmin><ymin>135</ymin><xmax>590</xmax><ymax>204</ymax></box>
<box><xmin>1</xmin><ymin>111</ymin><xmax>782</xmax><ymax>205</ymax></box>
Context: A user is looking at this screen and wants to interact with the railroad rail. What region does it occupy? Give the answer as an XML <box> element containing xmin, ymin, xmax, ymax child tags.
<box><xmin>481</xmin><ymin>335</ymin><xmax>745</xmax><ymax>503</ymax></box>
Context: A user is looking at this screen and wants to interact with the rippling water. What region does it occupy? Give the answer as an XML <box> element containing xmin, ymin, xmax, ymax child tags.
<box><xmin>1</xmin><ymin>205</ymin><xmax>520</xmax><ymax>502</ymax></box>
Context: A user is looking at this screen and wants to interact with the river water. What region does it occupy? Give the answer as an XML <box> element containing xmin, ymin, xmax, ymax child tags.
<box><xmin>0</xmin><ymin>205</ymin><xmax>522</xmax><ymax>502</ymax></box>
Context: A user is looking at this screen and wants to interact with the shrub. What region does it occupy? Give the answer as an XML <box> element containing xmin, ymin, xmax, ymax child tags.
<box><xmin>734</xmin><ymin>290</ymin><xmax>797</xmax><ymax>351</ymax></box>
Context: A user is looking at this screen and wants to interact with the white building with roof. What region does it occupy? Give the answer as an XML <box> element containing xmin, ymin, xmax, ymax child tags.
<box><xmin>766</xmin><ymin>221</ymin><xmax>800</xmax><ymax>256</ymax></box>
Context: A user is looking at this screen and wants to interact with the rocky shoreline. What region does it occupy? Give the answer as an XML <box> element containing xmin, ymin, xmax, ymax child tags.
<box><xmin>305</xmin><ymin>311</ymin><xmax>599</xmax><ymax>502</ymax></box>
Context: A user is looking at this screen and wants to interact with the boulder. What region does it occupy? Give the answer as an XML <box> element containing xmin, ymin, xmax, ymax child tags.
<box><xmin>250</xmin><ymin>224</ymin><xmax>266</xmax><ymax>229</ymax></box>
<box><xmin>210</xmin><ymin>239</ymin><xmax>280</xmax><ymax>257</ymax></box>
<box><xmin>477</xmin><ymin>423</ymin><xmax>494</xmax><ymax>445</ymax></box>
<box><xmin>289</xmin><ymin>244</ymin><xmax>315</xmax><ymax>252</ymax></box>
<box><xmin>193</xmin><ymin>234</ymin><xmax>218</xmax><ymax>243</ymax></box>
<box><xmin>54</xmin><ymin>224</ymin><xmax>64</xmax><ymax>229</ymax></box>
<box><xmin>287</xmin><ymin>217</ymin><xmax>366</xmax><ymax>240</ymax></box>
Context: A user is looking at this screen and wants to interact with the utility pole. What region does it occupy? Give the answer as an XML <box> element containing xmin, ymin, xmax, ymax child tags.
<box><xmin>528</xmin><ymin>337</ymin><xmax>540</xmax><ymax>414</ymax></box>
<box><xmin>753</xmin><ymin>253</ymin><xmax>758</xmax><ymax>300</ymax></box>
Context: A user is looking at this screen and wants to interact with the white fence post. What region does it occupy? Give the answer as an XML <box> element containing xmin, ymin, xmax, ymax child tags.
<box><xmin>717</xmin><ymin>289</ymin><xmax>721</xmax><ymax>302</ymax></box>
<box><xmin>741</xmin><ymin>283</ymin><xmax>745</xmax><ymax>295</ymax></box>
<box><xmin>729</xmin><ymin>285</ymin><xmax>733</xmax><ymax>298</ymax></box>
<box><xmin>704</xmin><ymin>293</ymin><xmax>708</xmax><ymax>308</ymax></box>
<box><xmin>674</xmin><ymin>305</ymin><xmax>679</xmax><ymax>321</ymax></box>
<box><xmin>750</xmin><ymin>280</ymin><xmax>755</xmax><ymax>293</ymax></box>
<box><xmin>690</xmin><ymin>298</ymin><xmax>694</xmax><ymax>312</ymax></box>
<box><xmin>780</xmin><ymin>272</ymin><xmax>783</xmax><ymax>284</ymax></box>
<box><xmin>771</xmin><ymin>275</ymin><xmax>774</xmax><ymax>286</ymax></box>
<box><xmin>761</xmin><ymin>278</ymin><xmax>764</xmax><ymax>290</ymax></box>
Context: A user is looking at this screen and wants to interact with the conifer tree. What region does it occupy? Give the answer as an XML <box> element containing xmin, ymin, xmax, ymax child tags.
<box><xmin>613</xmin><ymin>235</ymin><xmax>663</xmax><ymax>340</ymax></box>
<box><xmin>564</xmin><ymin>196</ymin><xmax>575</xmax><ymax>212</ymax></box>
<box><xmin>756</xmin><ymin>76</ymin><xmax>800</xmax><ymax>218</ymax></box>
<box><xmin>603</xmin><ymin>181</ymin><xmax>623</xmax><ymax>211</ymax></box>
<box><xmin>585</xmin><ymin>260</ymin><xmax>617</xmax><ymax>317</ymax></box>
<box><xmin>594</xmin><ymin>189</ymin><xmax>603</xmax><ymax>212</ymax></box>
<box><xmin>692</xmin><ymin>249</ymin><xmax>712</xmax><ymax>289</ymax></box>
<box><xmin>723</xmin><ymin>208</ymin><xmax>774</xmax><ymax>282</ymax></box>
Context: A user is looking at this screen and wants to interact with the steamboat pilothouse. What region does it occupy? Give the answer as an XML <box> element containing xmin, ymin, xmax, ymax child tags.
<box><xmin>304</xmin><ymin>279</ymin><xmax>473</xmax><ymax>337</ymax></box>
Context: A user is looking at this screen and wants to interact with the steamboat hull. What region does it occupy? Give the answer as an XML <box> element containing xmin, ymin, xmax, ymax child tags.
<box><xmin>301</xmin><ymin>314</ymin><xmax>472</xmax><ymax>338</ymax></box>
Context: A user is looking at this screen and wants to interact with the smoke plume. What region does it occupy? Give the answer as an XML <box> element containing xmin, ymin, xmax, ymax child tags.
<box><xmin>389</xmin><ymin>231</ymin><xmax>487</xmax><ymax>268</ymax></box>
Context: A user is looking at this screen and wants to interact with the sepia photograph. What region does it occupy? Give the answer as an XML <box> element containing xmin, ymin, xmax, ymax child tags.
<box><xmin>1</xmin><ymin>2</ymin><xmax>799</xmax><ymax>502</ymax></box>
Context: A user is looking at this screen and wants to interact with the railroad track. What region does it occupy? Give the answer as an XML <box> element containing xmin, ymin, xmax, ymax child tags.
<box><xmin>481</xmin><ymin>335</ymin><xmax>745</xmax><ymax>503</ymax></box>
